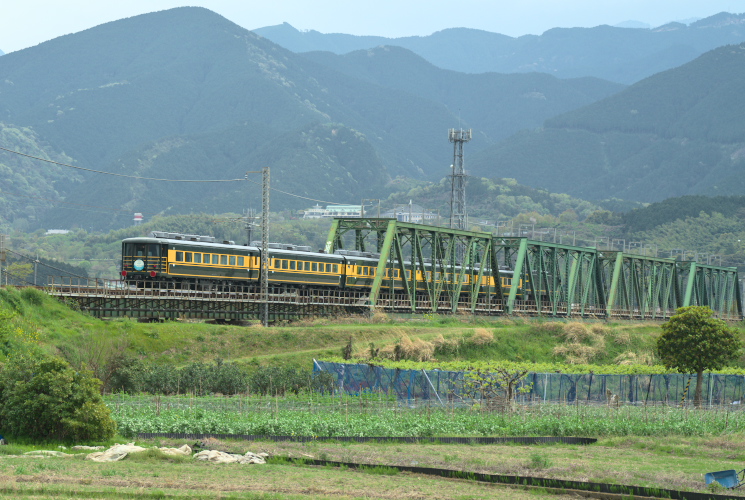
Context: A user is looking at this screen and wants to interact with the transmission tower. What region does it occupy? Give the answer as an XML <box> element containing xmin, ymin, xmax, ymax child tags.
<box><xmin>448</xmin><ymin>128</ymin><xmax>472</xmax><ymax>230</ymax></box>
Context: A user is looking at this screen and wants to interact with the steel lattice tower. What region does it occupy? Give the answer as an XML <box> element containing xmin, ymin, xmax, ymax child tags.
<box><xmin>448</xmin><ymin>128</ymin><xmax>472</xmax><ymax>230</ymax></box>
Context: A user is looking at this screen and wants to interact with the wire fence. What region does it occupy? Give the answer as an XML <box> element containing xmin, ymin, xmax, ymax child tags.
<box><xmin>314</xmin><ymin>361</ymin><xmax>745</xmax><ymax>407</ymax></box>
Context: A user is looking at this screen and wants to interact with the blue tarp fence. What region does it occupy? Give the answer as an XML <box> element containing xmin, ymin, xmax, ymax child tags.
<box><xmin>313</xmin><ymin>361</ymin><xmax>745</xmax><ymax>406</ymax></box>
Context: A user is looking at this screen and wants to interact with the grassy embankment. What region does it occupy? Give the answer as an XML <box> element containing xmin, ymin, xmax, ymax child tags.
<box><xmin>0</xmin><ymin>286</ymin><xmax>681</xmax><ymax>371</ymax></box>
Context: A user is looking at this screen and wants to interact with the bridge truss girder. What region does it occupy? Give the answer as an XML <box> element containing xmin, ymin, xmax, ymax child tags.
<box><xmin>600</xmin><ymin>252</ymin><xmax>681</xmax><ymax>320</ymax></box>
<box><xmin>323</xmin><ymin>219</ymin><xmax>742</xmax><ymax>320</ymax></box>
<box><xmin>325</xmin><ymin>218</ymin><xmax>502</xmax><ymax>313</ymax></box>
<box><xmin>680</xmin><ymin>262</ymin><xmax>742</xmax><ymax>320</ymax></box>
<box><xmin>495</xmin><ymin>238</ymin><xmax>604</xmax><ymax>317</ymax></box>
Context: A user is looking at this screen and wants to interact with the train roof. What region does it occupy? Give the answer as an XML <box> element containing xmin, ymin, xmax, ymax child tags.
<box><xmin>122</xmin><ymin>236</ymin><xmax>343</xmax><ymax>260</ymax></box>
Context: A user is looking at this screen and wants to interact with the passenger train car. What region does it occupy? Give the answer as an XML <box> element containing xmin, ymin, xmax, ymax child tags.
<box><xmin>121</xmin><ymin>232</ymin><xmax>516</xmax><ymax>293</ymax></box>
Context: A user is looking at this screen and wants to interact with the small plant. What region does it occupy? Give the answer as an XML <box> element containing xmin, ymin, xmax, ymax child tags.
<box><xmin>528</xmin><ymin>452</ymin><xmax>552</xmax><ymax>469</ymax></box>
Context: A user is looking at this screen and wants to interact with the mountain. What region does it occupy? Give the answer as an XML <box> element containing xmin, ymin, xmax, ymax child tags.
<box><xmin>300</xmin><ymin>46</ymin><xmax>624</xmax><ymax>144</ymax></box>
<box><xmin>0</xmin><ymin>50</ymin><xmax>4</xmax><ymax>56</ymax></box>
<box><xmin>0</xmin><ymin>7</ymin><xmax>623</xmax><ymax>230</ymax></box>
<box><xmin>255</xmin><ymin>13</ymin><xmax>745</xmax><ymax>84</ymax></box>
<box><xmin>467</xmin><ymin>43</ymin><xmax>745</xmax><ymax>203</ymax></box>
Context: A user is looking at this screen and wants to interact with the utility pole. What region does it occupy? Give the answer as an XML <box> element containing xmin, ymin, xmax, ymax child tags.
<box><xmin>0</xmin><ymin>234</ymin><xmax>5</xmax><ymax>287</ymax></box>
<box><xmin>246</xmin><ymin>168</ymin><xmax>271</xmax><ymax>327</ymax></box>
<box><xmin>448</xmin><ymin>128</ymin><xmax>471</xmax><ymax>231</ymax></box>
<box><xmin>261</xmin><ymin>166</ymin><xmax>270</xmax><ymax>328</ymax></box>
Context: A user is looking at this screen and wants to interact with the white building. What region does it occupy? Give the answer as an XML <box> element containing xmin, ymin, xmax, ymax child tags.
<box><xmin>302</xmin><ymin>204</ymin><xmax>362</xmax><ymax>219</ymax></box>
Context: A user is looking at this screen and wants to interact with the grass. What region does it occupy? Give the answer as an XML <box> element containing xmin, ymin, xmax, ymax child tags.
<box><xmin>0</xmin><ymin>286</ymin><xmax>682</xmax><ymax>372</ymax></box>
<box><xmin>0</xmin><ymin>437</ymin><xmax>739</xmax><ymax>498</ymax></box>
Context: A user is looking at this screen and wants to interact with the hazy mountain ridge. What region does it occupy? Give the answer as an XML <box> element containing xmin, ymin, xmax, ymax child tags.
<box><xmin>468</xmin><ymin>43</ymin><xmax>745</xmax><ymax>202</ymax></box>
<box><xmin>255</xmin><ymin>12</ymin><xmax>745</xmax><ymax>84</ymax></box>
<box><xmin>300</xmin><ymin>46</ymin><xmax>625</xmax><ymax>144</ymax></box>
<box><xmin>0</xmin><ymin>7</ymin><xmax>628</xmax><ymax>230</ymax></box>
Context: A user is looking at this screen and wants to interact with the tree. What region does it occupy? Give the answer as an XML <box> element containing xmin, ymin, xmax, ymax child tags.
<box><xmin>5</xmin><ymin>262</ymin><xmax>32</xmax><ymax>284</ymax></box>
<box><xmin>0</xmin><ymin>354</ymin><xmax>117</xmax><ymax>441</ymax></box>
<box><xmin>462</xmin><ymin>367</ymin><xmax>532</xmax><ymax>412</ymax></box>
<box><xmin>656</xmin><ymin>306</ymin><xmax>742</xmax><ymax>407</ymax></box>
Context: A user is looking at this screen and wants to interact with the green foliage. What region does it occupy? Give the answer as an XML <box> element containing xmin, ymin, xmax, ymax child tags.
<box><xmin>621</xmin><ymin>195</ymin><xmax>745</xmax><ymax>234</ymax></box>
<box><xmin>0</xmin><ymin>354</ymin><xmax>116</xmax><ymax>441</ymax></box>
<box><xmin>657</xmin><ymin>306</ymin><xmax>742</xmax><ymax>374</ymax></box>
<box><xmin>657</xmin><ymin>306</ymin><xmax>742</xmax><ymax>405</ymax></box>
<box><xmin>111</xmin><ymin>393</ymin><xmax>745</xmax><ymax>438</ymax></box>
<box><xmin>108</xmin><ymin>361</ymin><xmax>334</xmax><ymax>396</ymax></box>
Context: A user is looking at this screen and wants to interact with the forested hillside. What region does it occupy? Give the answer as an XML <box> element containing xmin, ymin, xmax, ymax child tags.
<box><xmin>468</xmin><ymin>43</ymin><xmax>745</xmax><ymax>203</ymax></box>
<box><xmin>256</xmin><ymin>13</ymin><xmax>745</xmax><ymax>84</ymax></box>
<box><xmin>302</xmin><ymin>46</ymin><xmax>624</xmax><ymax>144</ymax></box>
<box><xmin>0</xmin><ymin>6</ymin><xmax>624</xmax><ymax>232</ymax></box>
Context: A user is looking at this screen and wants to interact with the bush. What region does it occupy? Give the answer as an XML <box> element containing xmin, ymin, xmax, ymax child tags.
<box><xmin>19</xmin><ymin>288</ymin><xmax>45</xmax><ymax>306</ymax></box>
<box><xmin>0</xmin><ymin>354</ymin><xmax>116</xmax><ymax>441</ymax></box>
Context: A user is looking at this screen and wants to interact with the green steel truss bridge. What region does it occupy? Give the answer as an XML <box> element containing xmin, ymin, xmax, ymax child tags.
<box><xmin>324</xmin><ymin>218</ymin><xmax>742</xmax><ymax>321</ymax></box>
<box><xmin>46</xmin><ymin>218</ymin><xmax>742</xmax><ymax>322</ymax></box>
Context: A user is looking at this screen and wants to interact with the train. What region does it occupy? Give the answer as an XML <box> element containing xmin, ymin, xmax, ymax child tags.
<box><xmin>121</xmin><ymin>231</ymin><xmax>517</xmax><ymax>293</ymax></box>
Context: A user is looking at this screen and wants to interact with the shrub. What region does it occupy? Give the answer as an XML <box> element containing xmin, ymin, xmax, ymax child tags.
<box><xmin>19</xmin><ymin>288</ymin><xmax>45</xmax><ymax>306</ymax></box>
<box><xmin>0</xmin><ymin>354</ymin><xmax>116</xmax><ymax>441</ymax></box>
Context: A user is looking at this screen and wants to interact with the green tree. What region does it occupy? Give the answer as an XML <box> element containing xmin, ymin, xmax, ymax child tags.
<box><xmin>0</xmin><ymin>354</ymin><xmax>116</xmax><ymax>441</ymax></box>
<box><xmin>5</xmin><ymin>262</ymin><xmax>32</xmax><ymax>284</ymax></box>
<box><xmin>656</xmin><ymin>306</ymin><xmax>742</xmax><ymax>407</ymax></box>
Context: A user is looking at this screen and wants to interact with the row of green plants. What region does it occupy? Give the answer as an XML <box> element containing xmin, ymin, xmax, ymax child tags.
<box><xmin>108</xmin><ymin>359</ymin><xmax>334</xmax><ymax>396</ymax></box>
<box><xmin>110</xmin><ymin>398</ymin><xmax>745</xmax><ymax>438</ymax></box>
<box><xmin>325</xmin><ymin>357</ymin><xmax>745</xmax><ymax>376</ymax></box>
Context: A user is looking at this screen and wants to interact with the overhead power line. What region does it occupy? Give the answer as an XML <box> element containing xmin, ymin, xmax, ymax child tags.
<box><xmin>1</xmin><ymin>145</ymin><xmax>355</xmax><ymax>207</ymax></box>
<box><xmin>0</xmin><ymin>147</ymin><xmax>244</xmax><ymax>182</ymax></box>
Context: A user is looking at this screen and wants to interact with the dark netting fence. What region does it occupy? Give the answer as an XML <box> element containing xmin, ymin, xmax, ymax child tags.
<box><xmin>314</xmin><ymin>361</ymin><xmax>745</xmax><ymax>406</ymax></box>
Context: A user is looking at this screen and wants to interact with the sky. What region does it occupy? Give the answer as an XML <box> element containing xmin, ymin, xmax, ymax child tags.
<box><xmin>1</xmin><ymin>0</ymin><xmax>744</xmax><ymax>54</ymax></box>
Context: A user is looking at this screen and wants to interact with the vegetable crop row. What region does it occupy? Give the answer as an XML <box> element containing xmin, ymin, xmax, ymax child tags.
<box><xmin>109</xmin><ymin>396</ymin><xmax>745</xmax><ymax>438</ymax></box>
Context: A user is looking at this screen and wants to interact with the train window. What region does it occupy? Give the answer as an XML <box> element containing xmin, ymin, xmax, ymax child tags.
<box><xmin>279</xmin><ymin>260</ymin><xmax>286</xmax><ymax>270</ymax></box>
<box><xmin>238</xmin><ymin>257</ymin><xmax>244</xmax><ymax>267</ymax></box>
<box><xmin>394</xmin><ymin>269</ymin><xmax>400</xmax><ymax>278</ymax></box>
<box><xmin>134</xmin><ymin>244</ymin><xmax>146</xmax><ymax>257</ymax></box>
<box><xmin>356</xmin><ymin>266</ymin><xmax>362</xmax><ymax>275</ymax></box>
<box><xmin>220</xmin><ymin>255</ymin><xmax>227</xmax><ymax>265</ymax></box>
<box><xmin>148</xmin><ymin>244</ymin><xmax>159</xmax><ymax>257</ymax></box>
<box><xmin>194</xmin><ymin>253</ymin><xmax>202</xmax><ymax>264</ymax></box>
<box><xmin>212</xmin><ymin>255</ymin><xmax>219</xmax><ymax>265</ymax></box>
<box><xmin>230</xmin><ymin>256</ymin><xmax>236</xmax><ymax>266</ymax></box>
<box><xmin>185</xmin><ymin>252</ymin><xmax>193</xmax><ymax>263</ymax></box>
<box><xmin>290</xmin><ymin>261</ymin><xmax>296</xmax><ymax>270</ymax></box>
<box><xmin>311</xmin><ymin>262</ymin><xmax>317</xmax><ymax>272</ymax></box>
<box><xmin>204</xmin><ymin>254</ymin><xmax>210</xmax><ymax>263</ymax></box>
<box><xmin>304</xmin><ymin>262</ymin><xmax>310</xmax><ymax>271</ymax></box>
<box><xmin>332</xmin><ymin>264</ymin><xmax>339</xmax><ymax>273</ymax></box>
<box><xmin>175</xmin><ymin>251</ymin><xmax>184</xmax><ymax>262</ymax></box>
<box><xmin>326</xmin><ymin>263</ymin><xmax>332</xmax><ymax>273</ymax></box>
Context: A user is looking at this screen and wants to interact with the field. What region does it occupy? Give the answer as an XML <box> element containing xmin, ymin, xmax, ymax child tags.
<box><xmin>0</xmin><ymin>433</ymin><xmax>742</xmax><ymax>498</ymax></box>
<box><xmin>2</xmin><ymin>288</ymin><xmax>745</xmax><ymax>497</ymax></box>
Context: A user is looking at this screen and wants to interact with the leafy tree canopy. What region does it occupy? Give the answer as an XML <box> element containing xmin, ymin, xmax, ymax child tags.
<box><xmin>656</xmin><ymin>306</ymin><xmax>742</xmax><ymax>405</ymax></box>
